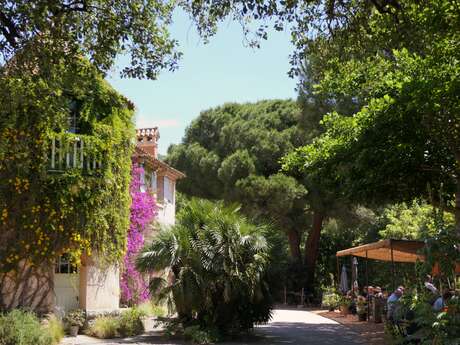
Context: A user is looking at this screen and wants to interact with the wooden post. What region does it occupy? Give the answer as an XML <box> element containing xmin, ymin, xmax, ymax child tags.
<box><xmin>58</xmin><ymin>137</ymin><xmax>62</xmax><ymax>170</ymax></box>
<box><xmin>390</xmin><ymin>240</ymin><xmax>396</xmax><ymax>291</ymax></box>
<box><xmin>301</xmin><ymin>288</ymin><xmax>304</xmax><ymax>306</ymax></box>
<box><xmin>80</xmin><ymin>139</ymin><xmax>84</xmax><ymax>169</ymax></box>
<box><xmin>73</xmin><ymin>141</ymin><xmax>77</xmax><ymax>168</ymax></box>
<box><xmin>336</xmin><ymin>256</ymin><xmax>340</xmax><ymax>290</ymax></box>
<box><xmin>284</xmin><ymin>286</ymin><xmax>287</xmax><ymax>305</ymax></box>
<box><xmin>366</xmin><ymin>250</ymin><xmax>369</xmax><ymax>321</ymax></box>
<box><xmin>86</xmin><ymin>143</ymin><xmax>90</xmax><ymax>170</ymax></box>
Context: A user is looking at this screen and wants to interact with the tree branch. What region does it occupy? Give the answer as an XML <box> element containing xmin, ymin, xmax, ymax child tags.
<box><xmin>0</xmin><ymin>11</ymin><xmax>20</xmax><ymax>48</ymax></box>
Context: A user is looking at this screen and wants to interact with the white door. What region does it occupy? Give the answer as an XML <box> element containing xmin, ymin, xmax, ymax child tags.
<box><xmin>54</xmin><ymin>255</ymin><xmax>79</xmax><ymax>312</ymax></box>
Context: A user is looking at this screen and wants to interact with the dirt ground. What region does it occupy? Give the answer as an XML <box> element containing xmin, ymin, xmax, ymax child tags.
<box><xmin>312</xmin><ymin>310</ymin><xmax>387</xmax><ymax>345</ymax></box>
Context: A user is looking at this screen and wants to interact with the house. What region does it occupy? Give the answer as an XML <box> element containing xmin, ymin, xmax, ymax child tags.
<box><xmin>0</xmin><ymin>61</ymin><xmax>184</xmax><ymax>314</ymax></box>
<box><xmin>53</xmin><ymin>127</ymin><xmax>184</xmax><ymax>315</ymax></box>
<box><xmin>133</xmin><ymin>127</ymin><xmax>185</xmax><ymax>228</ymax></box>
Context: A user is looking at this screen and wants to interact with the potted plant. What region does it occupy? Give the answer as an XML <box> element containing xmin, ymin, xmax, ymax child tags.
<box><xmin>339</xmin><ymin>296</ymin><xmax>352</xmax><ymax>316</ymax></box>
<box><xmin>356</xmin><ymin>295</ymin><xmax>367</xmax><ymax>321</ymax></box>
<box><xmin>64</xmin><ymin>309</ymin><xmax>86</xmax><ymax>336</ymax></box>
<box><xmin>322</xmin><ymin>291</ymin><xmax>341</xmax><ymax>311</ymax></box>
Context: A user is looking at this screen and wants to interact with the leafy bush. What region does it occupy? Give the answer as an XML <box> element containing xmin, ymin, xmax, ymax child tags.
<box><xmin>321</xmin><ymin>291</ymin><xmax>341</xmax><ymax>311</ymax></box>
<box><xmin>393</xmin><ymin>291</ymin><xmax>460</xmax><ymax>345</ymax></box>
<box><xmin>86</xmin><ymin>316</ymin><xmax>120</xmax><ymax>339</ymax></box>
<box><xmin>0</xmin><ymin>309</ymin><xmax>52</xmax><ymax>345</ymax></box>
<box><xmin>86</xmin><ymin>308</ymin><xmax>145</xmax><ymax>339</ymax></box>
<box><xmin>137</xmin><ymin>301</ymin><xmax>166</xmax><ymax>317</ymax></box>
<box><xmin>184</xmin><ymin>325</ymin><xmax>220</xmax><ymax>344</ymax></box>
<box><xmin>118</xmin><ymin>308</ymin><xmax>145</xmax><ymax>337</ymax></box>
<box><xmin>64</xmin><ymin>309</ymin><xmax>86</xmax><ymax>327</ymax></box>
<box><xmin>137</xmin><ymin>199</ymin><xmax>273</xmax><ymax>335</ymax></box>
<box><xmin>43</xmin><ymin>315</ymin><xmax>65</xmax><ymax>345</ymax></box>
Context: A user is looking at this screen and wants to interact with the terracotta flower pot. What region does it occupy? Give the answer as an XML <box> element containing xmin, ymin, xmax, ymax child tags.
<box><xmin>69</xmin><ymin>325</ymin><xmax>79</xmax><ymax>337</ymax></box>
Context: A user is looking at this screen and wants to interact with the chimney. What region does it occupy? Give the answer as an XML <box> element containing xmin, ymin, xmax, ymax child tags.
<box><xmin>136</xmin><ymin>127</ymin><xmax>159</xmax><ymax>158</ymax></box>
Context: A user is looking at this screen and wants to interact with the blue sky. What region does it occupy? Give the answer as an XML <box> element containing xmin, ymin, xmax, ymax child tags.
<box><xmin>107</xmin><ymin>10</ymin><xmax>298</xmax><ymax>154</ymax></box>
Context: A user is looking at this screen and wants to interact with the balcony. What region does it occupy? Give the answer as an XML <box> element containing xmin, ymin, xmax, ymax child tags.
<box><xmin>48</xmin><ymin>133</ymin><xmax>103</xmax><ymax>172</ymax></box>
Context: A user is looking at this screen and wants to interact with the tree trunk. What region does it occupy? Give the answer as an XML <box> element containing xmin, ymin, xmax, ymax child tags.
<box><xmin>304</xmin><ymin>211</ymin><xmax>324</xmax><ymax>292</ymax></box>
<box><xmin>287</xmin><ymin>229</ymin><xmax>301</xmax><ymax>262</ymax></box>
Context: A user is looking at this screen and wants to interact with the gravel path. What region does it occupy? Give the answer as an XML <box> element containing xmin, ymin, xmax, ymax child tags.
<box><xmin>251</xmin><ymin>308</ymin><xmax>363</xmax><ymax>345</ymax></box>
<box><xmin>62</xmin><ymin>309</ymin><xmax>363</xmax><ymax>345</ymax></box>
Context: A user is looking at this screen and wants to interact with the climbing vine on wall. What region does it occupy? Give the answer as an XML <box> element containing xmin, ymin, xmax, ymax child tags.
<box><xmin>0</xmin><ymin>59</ymin><xmax>134</xmax><ymax>277</ymax></box>
<box><xmin>121</xmin><ymin>164</ymin><xmax>157</xmax><ymax>305</ymax></box>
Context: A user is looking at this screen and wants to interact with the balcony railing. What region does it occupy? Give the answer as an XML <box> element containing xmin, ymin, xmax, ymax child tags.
<box><xmin>48</xmin><ymin>134</ymin><xmax>103</xmax><ymax>172</ymax></box>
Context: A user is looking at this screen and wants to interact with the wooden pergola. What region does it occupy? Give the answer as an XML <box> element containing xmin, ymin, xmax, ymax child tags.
<box><xmin>336</xmin><ymin>239</ymin><xmax>425</xmax><ymax>291</ymax></box>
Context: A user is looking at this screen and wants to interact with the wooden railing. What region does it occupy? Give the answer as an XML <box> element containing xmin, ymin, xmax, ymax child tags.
<box><xmin>48</xmin><ymin>134</ymin><xmax>102</xmax><ymax>172</ymax></box>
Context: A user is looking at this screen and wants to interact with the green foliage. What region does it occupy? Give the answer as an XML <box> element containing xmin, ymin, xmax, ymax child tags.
<box><xmin>167</xmin><ymin>100</ymin><xmax>304</xmax><ymax>198</ymax></box>
<box><xmin>321</xmin><ymin>286</ymin><xmax>341</xmax><ymax>311</ymax></box>
<box><xmin>395</xmin><ymin>291</ymin><xmax>460</xmax><ymax>345</ymax></box>
<box><xmin>117</xmin><ymin>308</ymin><xmax>145</xmax><ymax>337</ymax></box>
<box><xmin>137</xmin><ymin>198</ymin><xmax>273</xmax><ymax>334</ymax></box>
<box><xmin>0</xmin><ymin>0</ymin><xmax>180</xmax><ymax>79</ymax></box>
<box><xmin>0</xmin><ymin>60</ymin><xmax>134</xmax><ymax>274</ymax></box>
<box><xmin>137</xmin><ymin>301</ymin><xmax>166</xmax><ymax>317</ymax></box>
<box><xmin>43</xmin><ymin>315</ymin><xmax>65</xmax><ymax>345</ymax></box>
<box><xmin>64</xmin><ymin>309</ymin><xmax>86</xmax><ymax>327</ymax></box>
<box><xmin>166</xmin><ymin>100</ymin><xmax>309</xmax><ymax>273</ymax></box>
<box><xmin>183</xmin><ymin>325</ymin><xmax>220</xmax><ymax>344</ymax></box>
<box><xmin>86</xmin><ymin>309</ymin><xmax>145</xmax><ymax>339</ymax></box>
<box><xmin>87</xmin><ymin>316</ymin><xmax>120</xmax><ymax>339</ymax></box>
<box><xmin>0</xmin><ymin>310</ymin><xmax>52</xmax><ymax>345</ymax></box>
<box><xmin>379</xmin><ymin>200</ymin><xmax>454</xmax><ymax>240</ymax></box>
<box><xmin>281</xmin><ymin>0</ymin><xmax>460</xmax><ymax>237</ymax></box>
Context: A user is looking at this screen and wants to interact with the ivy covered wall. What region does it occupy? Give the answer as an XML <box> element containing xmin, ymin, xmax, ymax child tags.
<box><xmin>0</xmin><ymin>58</ymin><xmax>135</xmax><ymax>298</ymax></box>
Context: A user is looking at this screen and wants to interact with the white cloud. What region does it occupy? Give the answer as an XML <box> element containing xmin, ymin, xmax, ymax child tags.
<box><xmin>135</xmin><ymin>115</ymin><xmax>181</xmax><ymax>128</ymax></box>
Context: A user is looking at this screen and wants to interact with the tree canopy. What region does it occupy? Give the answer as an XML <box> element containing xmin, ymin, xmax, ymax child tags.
<box><xmin>0</xmin><ymin>0</ymin><xmax>425</xmax><ymax>79</ymax></box>
<box><xmin>166</xmin><ymin>100</ymin><xmax>311</xmax><ymax>261</ymax></box>
<box><xmin>282</xmin><ymin>0</ymin><xmax>460</xmax><ymax>237</ymax></box>
<box><xmin>0</xmin><ymin>0</ymin><xmax>180</xmax><ymax>79</ymax></box>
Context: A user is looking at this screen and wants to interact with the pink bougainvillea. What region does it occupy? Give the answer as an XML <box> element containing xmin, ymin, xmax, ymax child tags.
<box><xmin>121</xmin><ymin>164</ymin><xmax>157</xmax><ymax>305</ymax></box>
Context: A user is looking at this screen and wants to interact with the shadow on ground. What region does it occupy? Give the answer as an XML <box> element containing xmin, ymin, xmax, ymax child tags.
<box><xmin>62</xmin><ymin>309</ymin><xmax>363</xmax><ymax>345</ymax></box>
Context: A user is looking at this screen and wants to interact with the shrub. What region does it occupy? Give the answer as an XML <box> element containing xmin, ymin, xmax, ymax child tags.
<box><xmin>321</xmin><ymin>287</ymin><xmax>341</xmax><ymax>311</ymax></box>
<box><xmin>86</xmin><ymin>316</ymin><xmax>119</xmax><ymax>339</ymax></box>
<box><xmin>184</xmin><ymin>325</ymin><xmax>220</xmax><ymax>344</ymax></box>
<box><xmin>137</xmin><ymin>301</ymin><xmax>166</xmax><ymax>317</ymax></box>
<box><xmin>118</xmin><ymin>308</ymin><xmax>145</xmax><ymax>337</ymax></box>
<box><xmin>137</xmin><ymin>199</ymin><xmax>273</xmax><ymax>335</ymax></box>
<box><xmin>0</xmin><ymin>309</ymin><xmax>52</xmax><ymax>345</ymax></box>
<box><xmin>43</xmin><ymin>315</ymin><xmax>65</xmax><ymax>345</ymax></box>
<box><xmin>86</xmin><ymin>308</ymin><xmax>145</xmax><ymax>339</ymax></box>
<box><xmin>64</xmin><ymin>309</ymin><xmax>86</xmax><ymax>327</ymax></box>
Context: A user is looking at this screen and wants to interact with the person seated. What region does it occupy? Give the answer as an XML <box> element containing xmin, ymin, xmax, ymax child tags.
<box><xmin>382</xmin><ymin>287</ymin><xmax>388</xmax><ymax>299</ymax></box>
<box><xmin>424</xmin><ymin>274</ymin><xmax>439</xmax><ymax>295</ymax></box>
<box><xmin>362</xmin><ymin>286</ymin><xmax>368</xmax><ymax>298</ymax></box>
<box><xmin>387</xmin><ymin>287</ymin><xmax>404</xmax><ymax>322</ymax></box>
<box><xmin>374</xmin><ymin>286</ymin><xmax>383</xmax><ymax>298</ymax></box>
<box><xmin>368</xmin><ymin>286</ymin><xmax>375</xmax><ymax>297</ymax></box>
<box><xmin>433</xmin><ymin>289</ymin><xmax>453</xmax><ymax>312</ymax></box>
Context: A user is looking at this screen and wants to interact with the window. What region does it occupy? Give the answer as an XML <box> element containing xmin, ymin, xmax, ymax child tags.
<box><xmin>68</xmin><ymin>100</ymin><xmax>80</xmax><ymax>134</ymax></box>
<box><xmin>55</xmin><ymin>254</ymin><xmax>78</xmax><ymax>274</ymax></box>
<box><xmin>140</xmin><ymin>165</ymin><xmax>146</xmax><ymax>193</ymax></box>
<box><xmin>151</xmin><ymin>171</ymin><xmax>157</xmax><ymax>192</ymax></box>
<box><xmin>164</xmin><ymin>176</ymin><xmax>174</xmax><ymax>203</ymax></box>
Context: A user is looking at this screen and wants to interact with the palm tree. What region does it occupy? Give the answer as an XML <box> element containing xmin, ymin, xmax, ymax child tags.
<box><xmin>136</xmin><ymin>198</ymin><xmax>272</xmax><ymax>333</ymax></box>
